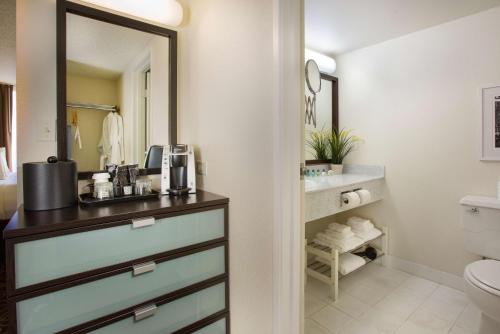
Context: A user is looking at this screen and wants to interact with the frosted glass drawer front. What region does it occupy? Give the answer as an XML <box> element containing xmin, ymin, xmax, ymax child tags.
<box><xmin>90</xmin><ymin>282</ymin><xmax>226</xmax><ymax>334</ymax></box>
<box><xmin>193</xmin><ymin>318</ymin><xmax>227</xmax><ymax>334</ymax></box>
<box><xmin>15</xmin><ymin>208</ymin><xmax>225</xmax><ymax>288</ymax></box>
<box><xmin>17</xmin><ymin>246</ymin><xmax>226</xmax><ymax>334</ymax></box>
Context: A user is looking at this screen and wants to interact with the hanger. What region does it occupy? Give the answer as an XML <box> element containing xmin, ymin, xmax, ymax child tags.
<box><xmin>71</xmin><ymin>109</ymin><xmax>79</xmax><ymax>126</ymax></box>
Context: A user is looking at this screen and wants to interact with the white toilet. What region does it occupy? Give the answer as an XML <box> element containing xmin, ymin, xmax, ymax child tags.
<box><xmin>461</xmin><ymin>196</ymin><xmax>500</xmax><ymax>334</ymax></box>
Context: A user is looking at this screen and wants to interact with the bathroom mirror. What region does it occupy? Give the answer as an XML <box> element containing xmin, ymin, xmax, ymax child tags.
<box><xmin>306</xmin><ymin>60</ymin><xmax>322</xmax><ymax>94</ymax></box>
<box><xmin>305</xmin><ymin>73</ymin><xmax>339</xmax><ymax>163</ymax></box>
<box><xmin>57</xmin><ymin>0</ymin><xmax>177</xmax><ymax>178</ymax></box>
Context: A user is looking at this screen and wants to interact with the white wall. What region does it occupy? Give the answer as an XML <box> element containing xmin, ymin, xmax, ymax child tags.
<box><xmin>0</xmin><ymin>0</ymin><xmax>16</xmax><ymax>85</ymax></box>
<box><xmin>177</xmin><ymin>0</ymin><xmax>274</xmax><ymax>332</ymax></box>
<box><xmin>336</xmin><ymin>7</ymin><xmax>500</xmax><ymax>276</ymax></box>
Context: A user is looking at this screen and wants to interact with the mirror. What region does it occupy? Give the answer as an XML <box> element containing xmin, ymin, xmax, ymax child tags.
<box><xmin>57</xmin><ymin>1</ymin><xmax>177</xmax><ymax>178</ymax></box>
<box><xmin>305</xmin><ymin>73</ymin><xmax>339</xmax><ymax>162</ymax></box>
<box><xmin>305</xmin><ymin>60</ymin><xmax>321</xmax><ymax>94</ymax></box>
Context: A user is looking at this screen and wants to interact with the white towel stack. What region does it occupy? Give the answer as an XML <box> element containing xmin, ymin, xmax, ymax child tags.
<box><xmin>338</xmin><ymin>253</ymin><xmax>366</xmax><ymax>275</ymax></box>
<box><xmin>346</xmin><ymin>217</ymin><xmax>382</xmax><ymax>242</ymax></box>
<box><xmin>314</xmin><ymin>252</ymin><xmax>366</xmax><ymax>275</ymax></box>
<box><xmin>313</xmin><ymin>222</ymin><xmax>364</xmax><ymax>253</ymax></box>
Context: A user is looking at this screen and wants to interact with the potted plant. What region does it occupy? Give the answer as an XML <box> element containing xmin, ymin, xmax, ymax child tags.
<box><xmin>306</xmin><ymin>130</ymin><xmax>329</xmax><ymax>160</ymax></box>
<box><xmin>327</xmin><ymin>128</ymin><xmax>360</xmax><ymax>174</ymax></box>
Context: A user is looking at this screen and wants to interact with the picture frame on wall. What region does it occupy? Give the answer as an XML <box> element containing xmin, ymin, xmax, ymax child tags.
<box><xmin>481</xmin><ymin>84</ymin><xmax>500</xmax><ymax>161</ymax></box>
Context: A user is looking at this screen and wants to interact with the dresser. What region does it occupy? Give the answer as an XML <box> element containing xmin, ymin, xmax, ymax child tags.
<box><xmin>3</xmin><ymin>191</ymin><xmax>229</xmax><ymax>334</ymax></box>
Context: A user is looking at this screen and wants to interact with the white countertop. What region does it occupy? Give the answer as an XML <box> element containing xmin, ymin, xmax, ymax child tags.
<box><xmin>460</xmin><ymin>195</ymin><xmax>500</xmax><ymax>210</ymax></box>
<box><xmin>305</xmin><ymin>173</ymin><xmax>384</xmax><ymax>193</ymax></box>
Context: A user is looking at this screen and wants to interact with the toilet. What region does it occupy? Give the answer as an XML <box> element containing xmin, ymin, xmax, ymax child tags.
<box><xmin>461</xmin><ymin>196</ymin><xmax>500</xmax><ymax>334</ymax></box>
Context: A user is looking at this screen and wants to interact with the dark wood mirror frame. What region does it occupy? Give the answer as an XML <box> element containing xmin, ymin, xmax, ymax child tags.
<box><xmin>56</xmin><ymin>0</ymin><xmax>177</xmax><ymax>179</ymax></box>
<box><xmin>306</xmin><ymin>73</ymin><xmax>339</xmax><ymax>165</ymax></box>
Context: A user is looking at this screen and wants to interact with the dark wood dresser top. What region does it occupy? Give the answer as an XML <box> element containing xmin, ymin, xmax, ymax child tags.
<box><xmin>4</xmin><ymin>190</ymin><xmax>229</xmax><ymax>239</ymax></box>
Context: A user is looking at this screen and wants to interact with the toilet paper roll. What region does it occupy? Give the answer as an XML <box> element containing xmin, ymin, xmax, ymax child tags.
<box><xmin>341</xmin><ymin>192</ymin><xmax>361</xmax><ymax>208</ymax></box>
<box><xmin>355</xmin><ymin>189</ymin><xmax>372</xmax><ymax>204</ymax></box>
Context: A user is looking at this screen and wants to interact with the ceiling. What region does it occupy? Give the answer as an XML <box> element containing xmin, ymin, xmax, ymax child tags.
<box><xmin>67</xmin><ymin>13</ymin><xmax>155</xmax><ymax>74</ymax></box>
<box><xmin>305</xmin><ymin>0</ymin><xmax>500</xmax><ymax>56</ymax></box>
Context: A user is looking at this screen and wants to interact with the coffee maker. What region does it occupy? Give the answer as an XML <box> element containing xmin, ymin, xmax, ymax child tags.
<box><xmin>160</xmin><ymin>144</ymin><xmax>196</xmax><ymax>195</ymax></box>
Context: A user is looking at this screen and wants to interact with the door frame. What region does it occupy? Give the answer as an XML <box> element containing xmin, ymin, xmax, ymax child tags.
<box><xmin>272</xmin><ymin>0</ymin><xmax>304</xmax><ymax>333</ymax></box>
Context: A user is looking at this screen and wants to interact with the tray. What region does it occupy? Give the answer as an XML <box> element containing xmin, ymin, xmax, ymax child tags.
<box><xmin>79</xmin><ymin>190</ymin><xmax>159</xmax><ymax>207</ymax></box>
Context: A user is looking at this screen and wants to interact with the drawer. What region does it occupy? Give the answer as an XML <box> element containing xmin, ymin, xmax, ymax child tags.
<box><xmin>89</xmin><ymin>281</ymin><xmax>227</xmax><ymax>334</ymax></box>
<box><xmin>192</xmin><ymin>318</ymin><xmax>227</xmax><ymax>334</ymax></box>
<box><xmin>14</xmin><ymin>208</ymin><xmax>225</xmax><ymax>289</ymax></box>
<box><xmin>16</xmin><ymin>244</ymin><xmax>226</xmax><ymax>334</ymax></box>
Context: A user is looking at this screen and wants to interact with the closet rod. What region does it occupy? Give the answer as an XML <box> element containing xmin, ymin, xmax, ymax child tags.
<box><xmin>67</xmin><ymin>102</ymin><xmax>117</xmax><ymax>112</ymax></box>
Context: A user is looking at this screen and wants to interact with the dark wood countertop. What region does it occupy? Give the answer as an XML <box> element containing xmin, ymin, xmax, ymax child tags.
<box><xmin>4</xmin><ymin>190</ymin><xmax>229</xmax><ymax>239</ymax></box>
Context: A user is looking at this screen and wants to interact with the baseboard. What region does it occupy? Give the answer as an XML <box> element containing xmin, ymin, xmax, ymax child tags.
<box><xmin>382</xmin><ymin>255</ymin><xmax>466</xmax><ymax>292</ymax></box>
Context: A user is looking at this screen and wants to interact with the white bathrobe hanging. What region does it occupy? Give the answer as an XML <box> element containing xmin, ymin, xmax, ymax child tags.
<box><xmin>98</xmin><ymin>112</ymin><xmax>125</xmax><ymax>169</ymax></box>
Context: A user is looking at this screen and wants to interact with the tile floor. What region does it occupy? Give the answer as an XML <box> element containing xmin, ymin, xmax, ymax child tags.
<box><xmin>305</xmin><ymin>262</ymin><xmax>482</xmax><ymax>334</ymax></box>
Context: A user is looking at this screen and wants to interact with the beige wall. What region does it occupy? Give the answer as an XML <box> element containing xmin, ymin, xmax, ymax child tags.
<box><xmin>17</xmin><ymin>0</ymin><xmax>57</xmax><ymax>169</ymax></box>
<box><xmin>149</xmin><ymin>36</ymin><xmax>170</xmax><ymax>148</ymax></box>
<box><xmin>18</xmin><ymin>0</ymin><xmax>276</xmax><ymax>332</ymax></box>
<box><xmin>67</xmin><ymin>74</ymin><xmax>119</xmax><ymax>171</ymax></box>
<box><xmin>335</xmin><ymin>7</ymin><xmax>500</xmax><ymax>276</ymax></box>
<box><xmin>0</xmin><ymin>0</ymin><xmax>16</xmax><ymax>84</ymax></box>
<box><xmin>119</xmin><ymin>36</ymin><xmax>170</xmax><ymax>165</ymax></box>
<box><xmin>177</xmin><ymin>0</ymin><xmax>274</xmax><ymax>332</ymax></box>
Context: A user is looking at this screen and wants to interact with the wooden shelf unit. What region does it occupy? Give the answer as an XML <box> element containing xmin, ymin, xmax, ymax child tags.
<box><xmin>305</xmin><ymin>226</ymin><xmax>389</xmax><ymax>301</ymax></box>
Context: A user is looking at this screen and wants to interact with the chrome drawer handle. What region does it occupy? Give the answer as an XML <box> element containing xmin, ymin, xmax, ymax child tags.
<box><xmin>133</xmin><ymin>261</ymin><xmax>156</xmax><ymax>276</ymax></box>
<box><xmin>132</xmin><ymin>217</ymin><xmax>155</xmax><ymax>229</ymax></box>
<box><xmin>134</xmin><ymin>303</ymin><xmax>157</xmax><ymax>322</ymax></box>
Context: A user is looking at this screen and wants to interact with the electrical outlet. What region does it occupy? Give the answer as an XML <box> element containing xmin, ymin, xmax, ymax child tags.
<box><xmin>196</xmin><ymin>161</ymin><xmax>207</xmax><ymax>176</ymax></box>
<box><xmin>38</xmin><ymin>119</ymin><xmax>56</xmax><ymax>142</ymax></box>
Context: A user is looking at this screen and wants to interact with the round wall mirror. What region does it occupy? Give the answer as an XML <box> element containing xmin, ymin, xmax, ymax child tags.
<box><xmin>305</xmin><ymin>59</ymin><xmax>321</xmax><ymax>94</ymax></box>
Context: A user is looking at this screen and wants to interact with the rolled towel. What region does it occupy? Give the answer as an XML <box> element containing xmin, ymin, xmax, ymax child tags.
<box><xmin>355</xmin><ymin>227</ymin><xmax>382</xmax><ymax>242</ymax></box>
<box><xmin>338</xmin><ymin>253</ymin><xmax>366</xmax><ymax>275</ymax></box>
<box><xmin>328</xmin><ymin>222</ymin><xmax>351</xmax><ymax>234</ymax></box>
<box><xmin>347</xmin><ymin>217</ymin><xmax>374</xmax><ymax>232</ymax></box>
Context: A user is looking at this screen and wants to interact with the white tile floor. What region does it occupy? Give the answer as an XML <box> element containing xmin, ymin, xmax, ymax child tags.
<box><xmin>305</xmin><ymin>263</ymin><xmax>482</xmax><ymax>334</ymax></box>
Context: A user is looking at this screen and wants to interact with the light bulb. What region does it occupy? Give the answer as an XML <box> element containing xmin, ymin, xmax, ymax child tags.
<box><xmin>81</xmin><ymin>0</ymin><xmax>184</xmax><ymax>27</ymax></box>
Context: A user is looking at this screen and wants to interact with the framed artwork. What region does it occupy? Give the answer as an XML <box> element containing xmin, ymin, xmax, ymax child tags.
<box><xmin>481</xmin><ymin>84</ymin><xmax>500</xmax><ymax>161</ymax></box>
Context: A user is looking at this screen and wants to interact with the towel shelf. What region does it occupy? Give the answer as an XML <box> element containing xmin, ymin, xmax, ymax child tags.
<box><xmin>305</xmin><ymin>226</ymin><xmax>389</xmax><ymax>301</ymax></box>
<box><xmin>307</xmin><ymin>232</ymin><xmax>386</xmax><ymax>260</ymax></box>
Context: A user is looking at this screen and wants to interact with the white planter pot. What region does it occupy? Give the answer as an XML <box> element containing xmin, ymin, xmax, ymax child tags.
<box><xmin>330</xmin><ymin>164</ymin><xmax>343</xmax><ymax>175</ymax></box>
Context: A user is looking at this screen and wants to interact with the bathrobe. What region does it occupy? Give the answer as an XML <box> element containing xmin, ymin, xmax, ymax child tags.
<box><xmin>98</xmin><ymin>112</ymin><xmax>125</xmax><ymax>169</ymax></box>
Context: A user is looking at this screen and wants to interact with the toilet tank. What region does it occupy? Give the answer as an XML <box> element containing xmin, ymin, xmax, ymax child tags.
<box><xmin>460</xmin><ymin>195</ymin><xmax>500</xmax><ymax>260</ymax></box>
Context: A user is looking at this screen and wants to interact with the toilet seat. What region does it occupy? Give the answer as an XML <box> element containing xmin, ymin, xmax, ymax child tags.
<box><xmin>465</xmin><ymin>260</ymin><xmax>500</xmax><ymax>297</ymax></box>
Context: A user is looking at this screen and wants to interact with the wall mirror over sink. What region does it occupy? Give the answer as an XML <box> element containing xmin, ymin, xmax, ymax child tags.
<box><xmin>305</xmin><ymin>60</ymin><xmax>338</xmax><ymax>164</ymax></box>
<box><xmin>57</xmin><ymin>0</ymin><xmax>177</xmax><ymax>179</ymax></box>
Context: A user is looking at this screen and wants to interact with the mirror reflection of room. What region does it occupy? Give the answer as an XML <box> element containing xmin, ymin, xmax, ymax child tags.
<box><xmin>66</xmin><ymin>13</ymin><xmax>170</xmax><ymax>172</ymax></box>
<box><xmin>304</xmin><ymin>50</ymin><xmax>338</xmax><ymax>161</ymax></box>
<box><xmin>0</xmin><ymin>0</ymin><xmax>17</xmax><ymax>234</ymax></box>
